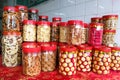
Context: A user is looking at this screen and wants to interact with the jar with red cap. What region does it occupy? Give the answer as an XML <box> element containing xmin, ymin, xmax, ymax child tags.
<box><xmin>103</xmin><ymin>15</ymin><xmax>118</xmax><ymax>30</ymax></box>
<box><xmin>92</xmin><ymin>47</ymin><xmax>111</xmax><ymax>74</ymax></box>
<box><xmin>37</xmin><ymin>21</ymin><xmax>50</xmax><ymax>42</ymax></box>
<box><xmin>59</xmin><ymin>46</ymin><xmax>77</xmax><ymax>75</ymax></box>
<box><xmin>51</xmin><ymin>22</ymin><xmax>59</xmax><ymax>42</ymax></box>
<box><xmin>1</xmin><ymin>31</ymin><xmax>22</xmax><ymax>67</ymax></box>
<box><xmin>2</xmin><ymin>6</ymin><xmax>20</xmax><ymax>31</ymax></box>
<box><xmin>91</xmin><ymin>17</ymin><xmax>102</xmax><ymax>23</ymax></box>
<box><xmin>23</xmin><ymin>20</ymin><xmax>36</xmax><ymax>42</ymax></box>
<box><xmin>41</xmin><ymin>45</ymin><xmax>57</xmax><ymax>72</ymax></box>
<box><xmin>77</xmin><ymin>45</ymin><xmax>92</xmax><ymax>72</ymax></box>
<box><xmin>39</xmin><ymin>15</ymin><xmax>48</xmax><ymax>21</ymax></box>
<box><xmin>52</xmin><ymin>17</ymin><xmax>62</xmax><ymax>22</ymax></box>
<box><xmin>81</xmin><ymin>23</ymin><xmax>88</xmax><ymax>44</ymax></box>
<box><xmin>28</xmin><ymin>8</ymin><xmax>39</xmax><ymax>21</ymax></box>
<box><xmin>15</xmin><ymin>5</ymin><xmax>28</xmax><ymax>31</ymax></box>
<box><xmin>102</xmin><ymin>30</ymin><xmax>116</xmax><ymax>47</ymax></box>
<box><xmin>22</xmin><ymin>44</ymin><xmax>41</xmax><ymax>76</ymax></box>
<box><xmin>59</xmin><ymin>22</ymin><xmax>68</xmax><ymax>43</ymax></box>
<box><xmin>88</xmin><ymin>23</ymin><xmax>103</xmax><ymax>46</ymax></box>
<box><xmin>67</xmin><ymin>20</ymin><xmax>83</xmax><ymax>45</ymax></box>
<box><xmin>111</xmin><ymin>47</ymin><xmax>120</xmax><ymax>70</ymax></box>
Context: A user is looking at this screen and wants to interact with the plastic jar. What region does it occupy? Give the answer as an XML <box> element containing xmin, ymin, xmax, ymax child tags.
<box><xmin>103</xmin><ymin>15</ymin><xmax>118</xmax><ymax>30</ymax></box>
<box><xmin>28</xmin><ymin>8</ymin><xmax>38</xmax><ymax>21</ymax></box>
<box><xmin>102</xmin><ymin>30</ymin><xmax>116</xmax><ymax>47</ymax></box>
<box><xmin>52</xmin><ymin>17</ymin><xmax>62</xmax><ymax>22</ymax></box>
<box><xmin>1</xmin><ymin>31</ymin><xmax>22</xmax><ymax>67</ymax></box>
<box><xmin>92</xmin><ymin>47</ymin><xmax>111</xmax><ymax>74</ymax></box>
<box><xmin>23</xmin><ymin>20</ymin><xmax>36</xmax><ymax>42</ymax></box>
<box><xmin>2</xmin><ymin>6</ymin><xmax>20</xmax><ymax>31</ymax></box>
<box><xmin>67</xmin><ymin>20</ymin><xmax>83</xmax><ymax>45</ymax></box>
<box><xmin>88</xmin><ymin>23</ymin><xmax>103</xmax><ymax>46</ymax></box>
<box><xmin>37</xmin><ymin>21</ymin><xmax>51</xmax><ymax>42</ymax></box>
<box><xmin>81</xmin><ymin>23</ymin><xmax>88</xmax><ymax>44</ymax></box>
<box><xmin>15</xmin><ymin>5</ymin><xmax>28</xmax><ymax>31</ymax></box>
<box><xmin>59</xmin><ymin>46</ymin><xmax>77</xmax><ymax>75</ymax></box>
<box><xmin>111</xmin><ymin>47</ymin><xmax>120</xmax><ymax>70</ymax></box>
<box><xmin>50</xmin><ymin>22</ymin><xmax>59</xmax><ymax>42</ymax></box>
<box><xmin>41</xmin><ymin>45</ymin><xmax>57</xmax><ymax>72</ymax></box>
<box><xmin>91</xmin><ymin>17</ymin><xmax>102</xmax><ymax>23</ymax></box>
<box><xmin>39</xmin><ymin>15</ymin><xmax>48</xmax><ymax>21</ymax></box>
<box><xmin>22</xmin><ymin>44</ymin><xmax>41</xmax><ymax>76</ymax></box>
<box><xmin>77</xmin><ymin>45</ymin><xmax>92</xmax><ymax>72</ymax></box>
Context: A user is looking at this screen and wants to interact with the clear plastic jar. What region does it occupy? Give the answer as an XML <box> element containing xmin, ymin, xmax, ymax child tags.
<box><xmin>102</xmin><ymin>30</ymin><xmax>116</xmax><ymax>47</ymax></box>
<box><xmin>92</xmin><ymin>47</ymin><xmax>111</xmax><ymax>74</ymax></box>
<box><xmin>2</xmin><ymin>6</ymin><xmax>20</xmax><ymax>31</ymax></box>
<box><xmin>52</xmin><ymin>17</ymin><xmax>62</xmax><ymax>22</ymax></box>
<box><xmin>23</xmin><ymin>20</ymin><xmax>36</xmax><ymax>42</ymax></box>
<box><xmin>59</xmin><ymin>46</ymin><xmax>77</xmax><ymax>75</ymax></box>
<box><xmin>41</xmin><ymin>45</ymin><xmax>57</xmax><ymax>72</ymax></box>
<box><xmin>88</xmin><ymin>23</ymin><xmax>103</xmax><ymax>46</ymax></box>
<box><xmin>51</xmin><ymin>22</ymin><xmax>59</xmax><ymax>42</ymax></box>
<box><xmin>28</xmin><ymin>8</ymin><xmax>38</xmax><ymax>21</ymax></box>
<box><xmin>59</xmin><ymin>22</ymin><xmax>68</xmax><ymax>43</ymax></box>
<box><xmin>39</xmin><ymin>15</ymin><xmax>48</xmax><ymax>21</ymax></box>
<box><xmin>81</xmin><ymin>23</ymin><xmax>88</xmax><ymax>44</ymax></box>
<box><xmin>37</xmin><ymin>21</ymin><xmax>50</xmax><ymax>42</ymax></box>
<box><xmin>1</xmin><ymin>31</ymin><xmax>22</xmax><ymax>67</ymax></box>
<box><xmin>91</xmin><ymin>17</ymin><xmax>102</xmax><ymax>23</ymax></box>
<box><xmin>111</xmin><ymin>47</ymin><xmax>120</xmax><ymax>71</ymax></box>
<box><xmin>15</xmin><ymin>5</ymin><xmax>28</xmax><ymax>31</ymax></box>
<box><xmin>103</xmin><ymin>15</ymin><xmax>118</xmax><ymax>30</ymax></box>
<box><xmin>77</xmin><ymin>45</ymin><xmax>92</xmax><ymax>72</ymax></box>
<box><xmin>22</xmin><ymin>44</ymin><xmax>41</xmax><ymax>76</ymax></box>
<box><xmin>67</xmin><ymin>20</ymin><xmax>83</xmax><ymax>45</ymax></box>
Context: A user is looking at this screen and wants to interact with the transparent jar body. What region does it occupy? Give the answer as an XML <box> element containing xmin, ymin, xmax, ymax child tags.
<box><xmin>22</xmin><ymin>52</ymin><xmax>41</xmax><ymax>76</ymax></box>
<box><xmin>92</xmin><ymin>51</ymin><xmax>111</xmax><ymax>74</ymax></box>
<box><xmin>1</xmin><ymin>34</ymin><xmax>22</xmax><ymax>67</ymax></box>
<box><xmin>2</xmin><ymin>10</ymin><xmax>20</xmax><ymax>31</ymax></box>
<box><xmin>41</xmin><ymin>50</ymin><xmax>56</xmax><ymax>72</ymax></box>
<box><xmin>59</xmin><ymin>50</ymin><xmax>77</xmax><ymax>75</ymax></box>
<box><xmin>23</xmin><ymin>24</ymin><xmax>36</xmax><ymax>42</ymax></box>
<box><xmin>37</xmin><ymin>25</ymin><xmax>50</xmax><ymax>42</ymax></box>
<box><xmin>81</xmin><ymin>28</ymin><xmax>88</xmax><ymax>44</ymax></box>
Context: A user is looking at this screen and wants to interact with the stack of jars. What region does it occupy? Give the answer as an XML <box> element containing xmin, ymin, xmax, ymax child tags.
<box><xmin>2</xmin><ymin>6</ymin><xmax>23</xmax><ymax>67</ymax></box>
<box><xmin>102</xmin><ymin>15</ymin><xmax>118</xmax><ymax>47</ymax></box>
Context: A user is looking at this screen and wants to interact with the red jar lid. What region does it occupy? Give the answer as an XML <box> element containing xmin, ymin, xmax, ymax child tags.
<box><xmin>78</xmin><ymin>45</ymin><xmax>92</xmax><ymax>50</ymax></box>
<box><xmin>59</xmin><ymin>22</ymin><xmax>68</xmax><ymax>27</ymax></box>
<box><xmin>50</xmin><ymin>41</ymin><xmax>58</xmax><ymax>45</ymax></box>
<box><xmin>4</xmin><ymin>6</ymin><xmax>18</xmax><ymax>12</ymax></box>
<box><xmin>83</xmin><ymin>23</ymin><xmax>88</xmax><ymax>28</ymax></box>
<box><xmin>103</xmin><ymin>30</ymin><xmax>116</xmax><ymax>33</ymax></box>
<box><xmin>60</xmin><ymin>46</ymin><xmax>77</xmax><ymax>52</ymax></box>
<box><xmin>52</xmin><ymin>17</ymin><xmax>62</xmax><ymax>22</ymax></box>
<box><xmin>91</xmin><ymin>17</ymin><xmax>101</xmax><ymax>20</ymax></box>
<box><xmin>112</xmin><ymin>47</ymin><xmax>120</xmax><ymax>51</ymax></box>
<box><xmin>39</xmin><ymin>15</ymin><xmax>48</xmax><ymax>19</ymax></box>
<box><xmin>23</xmin><ymin>20</ymin><xmax>36</xmax><ymax>25</ymax></box>
<box><xmin>22</xmin><ymin>42</ymin><xmax>37</xmax><ymax>48</ymax></box>
<box><xmin>58</xmin><ymin>42</ymin><xmax>67</xmax><ymax>46</ymax></box>
<box><xmin>90</xmin><ymin>23</ymin><xmax>103</xmax><ymax>27</ymax></box>
<box><xmin>23</xmin><ymin>45</ymin><xmax>41</xmax><ymax>53</ymax></box>
<box><xmin>100</xmin><ymin>47</ymin><xmax>111</xmax><ymax>53</ymax></box>
<box><xmin>103</xmin><ymin>15</ymin><xmax>118</xmax><ymax>18</ymax></box>
<box><xmin>29</xmin><ymin>8</ymin><xmax>38</xmax><ymax>13</ymax></box>
<box><xmin>68</xmin><ymin>20</ymin><xmax>83</xmax><ymax>26</ymax></box>
<box><xmin>15</xmin><ymin>5</ymin><xmax>28</xmax><ymax>10</ymax></box>
<box><xmin>37</xmin><ymin>21</ymin><xmax>50</xmax><ymax>26</ymax></box>
<box><xmin>93</xmin><ymin>45</ymin><xmax>106</xmax><ymax>50</ymax></box>
<box><xmin>41</xmin><ymin>45</ymin><xmax>57</xmax><ymax>51</ymax></box>
<box><xmin>3</xmin><ymin>31</ymin><xmax>21</xmax><ymax>36</ymax></box>
<box><xmin>51</xmin><ymin>22</ymin><xmax>59</xmax><ymax>26</ymax></box>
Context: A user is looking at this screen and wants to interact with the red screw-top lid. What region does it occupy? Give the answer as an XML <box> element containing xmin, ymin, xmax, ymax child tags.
<box><xmin>93</xmin><ymin>45</ymin><xmax>106</xmax><ymax>50</ymax></box>
<box><xmin>103</xmin><ymin>15</ymin><xmax>118</xmax><ymax>18</ymax></box>
<box><xmin>29</xmin><ymin>8</ymin><xmax>38</xmax><ymax>13</ymax></box>
<box><xmin>100</xmin><ymin>47</ymin><xmax>111</xmax><ymax>53</ymax></box>
<box><xmin>50</xmin><ymin>22</ymin><xmax>59</xmax><ymax>27</ymax></box>
<box><xmin>41</xmin><ymin>45</ymin><xmax>57</xmax><ymax>51</ymax></box>
<box><xmin>50</xmin><ymin>41</ymin><xmax>58</xmax><ymax>45</ymax></box>
<box><xmin>78</xmin><ymin>45</ymin><xmax>92</xmax><ymax>50</ymax></box>
<box><xmin>58</xmin><ymin>42</ymin><xmax>67</xmax><ymax>46</ymax></box>
<box><xmin>39</xmin><ymin>15</ymin><xmax>48</xmax><ymax>19</ymax></box>
<box><xmin>22</xmin><ymin>42</ymin><xmax>37</xmax><ymax>48</ymax></box>
<box><xmin>4</xmin><ymin>6</ymin><xmax>18</xmax><ymax>12</ymax></box>
<box><xmin>23</xmin><ymin>20</ymin><xmax>36</xmax><ymax>25</ymax></box>
<box><xmin>59</xmin><ymin>22</ymin><xmax>68</xmax><ymax>27</ymax></box>
<box><xmin>60</xmin><ymin>45</ymin><xmax>77</xmax><ymax>52</ymax></box>
<box><xmin>103</xmin><ymin>30</ymin><xmax>116</xmax><ymax>33</ymax></box>
<box><xmin>37</xmin><ymin>21</ymin><xmax>50</xmax><ymax>26</ymax></box>
<box><xmin>52</xmin><ymin>17</ymin><xmax>62</xmax><ymax>22</ymax></box>
<box><xmin>22</xmin><ymin>45</ymin><xmax>41</xmax><ymax>53</ymax></box>
<box><xmin>112</xmin><ymin>47</ymin><xmax>120</xmax><ymax>51</ymax></box>
<box><xmin>83</xmin><ymin>23</ymin><xmax>88</xmax><ymax>28</ymax></box>
<box><xmin>3</xmin><ymin>31</ymin><xmax>21</xmax><ymax>36</ymax></box>
<box><xmin>15</xmin><ymin>5</ymin><xmax>28</xmax><ymax>10</ymax></box>
<box><xmin>91</xmin><ymin>17</ymin><xmax>101</xmax><ymax>20</ymax></box>
<box><xmin>68</xmin><ymin>20</ymin><xmax>83</xmax><ymax>26</ymax></box>
<box><xmin>89</xmin><ymin>23</ymin><xmax>104</xmax><ymax>27</ymax></box>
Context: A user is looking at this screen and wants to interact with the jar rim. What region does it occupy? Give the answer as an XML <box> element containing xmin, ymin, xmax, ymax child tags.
<box><xmin>4</xmin><ymin>6</ymin><xmax>18</xmax><ymax>12</ymax></box>
<box><xmin>15</xmin><ymin>5</ymin><xmax>28</xmax><ymax>10</ymax></box>
<box><xmin>3</xmin><ymin>31</ymin><xmax>21</xmax><ymax>36</ymax></box>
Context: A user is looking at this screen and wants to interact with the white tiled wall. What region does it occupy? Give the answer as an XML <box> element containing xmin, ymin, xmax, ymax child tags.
<box><xmin>32</xmin><ymin>0</ymin><xmax>120</xmax><ymax>46</ymax></box>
